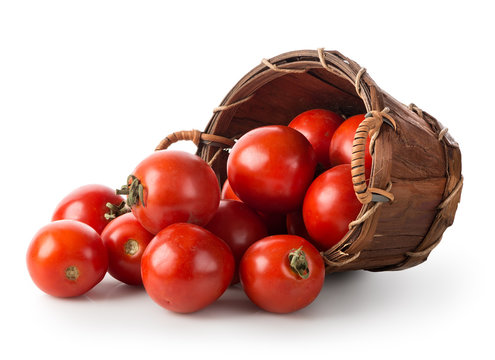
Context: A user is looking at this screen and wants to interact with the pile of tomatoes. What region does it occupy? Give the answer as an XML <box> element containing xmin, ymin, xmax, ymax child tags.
<box><xmin>26</xmin><ymin>109</ymin><xmax>369</xmax><ymax>314</ymax></box>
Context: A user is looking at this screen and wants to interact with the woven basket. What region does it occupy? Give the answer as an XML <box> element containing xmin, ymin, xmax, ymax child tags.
<box><xmin>156</xmin><ymin>49</ymin><xmax>463</xmax><ymax>273</ymax></box>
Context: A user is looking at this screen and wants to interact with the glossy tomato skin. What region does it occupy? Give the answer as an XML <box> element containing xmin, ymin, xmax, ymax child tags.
<box><xmin>227</xmin><ymin>125</ymin><xmax>316</xmax><ymax>214</ymax></box>
<box><xmin>239</xmin><ymin>235</ymin><xmax>325</xmax><ymax>313</ymax></box>
<box><xmin>130</xmin><ymin>150</ymin><xmax>220</xmax><ymax>234</ymax></box>
<box><xmin>303</xmin><ymin>164</ymin><xmax>362</xmax><ymax>250</ymax></box>
<box><xmin>52</xmin><ymin>184</ymin><xmax>125</xmax><ymax>234</ymax></box>
<box><xmin>205</xmin><ymin>200</ymin><xmax>267</xmax><ymax>284</ymax></box>
<box><xmin>289</xmin><ymin>109</ymin><xmax>343</xmax><ymax>168</ymax></box>
<box><xmin>329</xmin><ymin>114</ymin><xmax>372</xmax><ymax>180</ymax></box>
<box><xmin>101</xmin><ymin>213</ymin><xmax>154</xmax><ymax>285</ymax></box>
<box><xmin>221</xmin><ymin>179</ymin><xmax>241</xmax><ymax>201</ymax></box>
<box><xmin>141</xmin><ymin>223</ymin><xmax>234</xmax><ymax>313</ymax></box>
<box><xmin>26</xmin><ymin>220</ymin><xmax>108</xmax><ymax>297</ymax></box>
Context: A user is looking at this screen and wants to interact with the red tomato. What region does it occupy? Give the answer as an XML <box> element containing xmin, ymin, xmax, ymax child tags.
<box><xmin>121</xmin><ymin>150</ymin><xmax>220</xmax><ymax>234</ymax></box>
<box><xmin>257</xmin><ymin>211</ymin><xmax>288</xmax><ymax>235</ymax></box>
<box><xmin>221</xmin><ymin>179</ymin><xmax>241</xmax><ymax>201</ymax></box>
<box><xmin>239</xmin><ymin>235</ymin><xmax>325</xmax><ymax>313</ymax></box>
<box><xmin>289</xmin><ymin>109</ymin><xmax>343</xmax><ymax>168</ymax></box>
<box><xmin>26</xmin><ymin>220</ymin><xmax>108</xmax><ymax>297</ymax></box>
<box><xmin>227</xmin><ymin>125</ymin><xmax>316</xmax><ymax>213</ymax></box>
<box><xmin>303</xmin><ymin>164</ymin><xmax>362</xmax><ymax>250</ymax></box>
<box><xmin>52</xmin><ymin>184</ymin><xmax>126</xmax><ymax>234</ymax></box>
<box><xmin>101</xmin><ymin>213</ymin><xmax>154</xmax><ymax>285</ymax></box>
<box><xmin>205</xmin><ymin>200</ymin><xmax>267</xmax><ymax>284</ymax></box>
<box><xmin>329</xmin><ymin>114</ymin><xmax>372</xmax><ymax>180</ymax></box>
<box><xmin>286</xmin><ymin>210</ymin><xmax>314</xmax><ymax>245</ymax></box>
<box><xmin>141</xmin><ymin>223</ymin><xmax>234</xmax><ymax>313</ymax></box>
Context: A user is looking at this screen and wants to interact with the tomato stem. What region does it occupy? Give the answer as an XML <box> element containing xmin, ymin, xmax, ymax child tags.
<box><xmin>288</xmin><ymin>246</ymin><xmax>309</xmax><ymax>279</ymax></box>
<box><xmin>104</xmin><ymin>201</ymin><xmax>130</xmax><ymax>220</ymax></box>
<box><xmin>116</xmin><ymin>175</ymin><xmax>146</xmax><ymax>208</ymax></box>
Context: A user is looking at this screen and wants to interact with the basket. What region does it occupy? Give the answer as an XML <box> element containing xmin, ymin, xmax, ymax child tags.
<box><xmin>156</xmin><ymin>49</ymin><xmax>463</xmax><ymax>273</ymax></box>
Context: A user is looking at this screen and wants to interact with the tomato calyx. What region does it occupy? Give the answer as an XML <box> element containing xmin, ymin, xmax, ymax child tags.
<box><xmin>104</xmin><ymin>201</ymin><xmax>130</xmax><ymax>220</ymax></box>
<box><xmin>117</xmin><ymin>175</ymin><xmax>146</xmax><ymax>208</ymax></box>
<box><xmin>65</xmin><ymin>266</ymin><xmax>80</xmax><ymax>281</ymax></box>
<box><xmin>288</xmin><ymin>247</ymin><xmax>310</xmax><ymax>279</ymax></box>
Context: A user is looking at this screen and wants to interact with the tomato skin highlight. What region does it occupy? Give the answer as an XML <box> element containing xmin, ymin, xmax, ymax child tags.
<box><xmin>289</xmin><ymin>109</ymin><xmax>343</xmax><ymax>168</ymax></box>
<box><xmin>141</xmin><ymin>223</ymin><xmax>234</xmax><ymax>313</ymax></box>
<box><xmin>329</xmin><ymin>114</ymin><xmax>372</xmax><ymax>180</ymax></box>
<box><xmin>205</xmin><ymin>200</ymin><xmax>267</xmax><ymax>284</ymax></box>
<box><xmin>227</xmin><ymin>125</ymin><xmax>317</xmax><ymax>214</ymax></box>
<box><xmin>52</xmin><ymin>184</ymin><xmax>125</xmax><ymax>234</ymax></box>
<box><xmin>303</xmin><ymin>164</ymin><xmax>362</xmax><ymax>250</ymax></box>
<box><xmin>26</xmin><ymin>220</ymin><xmax>108</xmax><ymax>297</ymax></box>
<box><xmin>239</xmin><ymin>235</ymin><xmax>325</xmax><ymax>313</ymax></box>
<box><xmin>130</xmin><ymin>150</ymin><xmax>220</xmax><ymax>234</ymax></box>
<box><xmin>101</xmin><ymin>213</ymin><xmax>154</xmax><ymax>285</ymax></box>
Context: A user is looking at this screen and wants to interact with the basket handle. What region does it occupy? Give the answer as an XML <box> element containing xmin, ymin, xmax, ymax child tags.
<box><xmin>155</xmin><ymin>129</ymin><xmax>235</xmax><ymax>151</ymax></box>
<box><xmin>351</xmin><ymin>111</ymin><xmax>396</xmax><ymax>204</ymax></box>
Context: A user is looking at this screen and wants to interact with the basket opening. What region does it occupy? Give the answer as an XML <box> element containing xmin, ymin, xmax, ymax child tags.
<box><xmin>222</xmin><ymin>69</ymin><xmax>367</xmax><ymax>139</ymax></box>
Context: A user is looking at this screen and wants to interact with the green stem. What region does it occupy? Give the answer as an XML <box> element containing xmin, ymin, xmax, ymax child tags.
<box><xmin>288</xmin><ymin>246</ymin><xmax>310</xmax><ymax>279</ymax></box>
<box><xmin>104</xmin><ymin>201</ymin><xmax>131</xmax><ymax>220</ymax></box>
<box><xmin>116</xmin><ymin>175</ymin><xmax>146</xmax><ymax>208</ymax></box>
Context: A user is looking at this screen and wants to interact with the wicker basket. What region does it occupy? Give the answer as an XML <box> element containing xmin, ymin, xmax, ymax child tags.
<box><xmin>156</xmin><ymin>49</ymin><xmax>463</xmax><ymax>273</ymax></box>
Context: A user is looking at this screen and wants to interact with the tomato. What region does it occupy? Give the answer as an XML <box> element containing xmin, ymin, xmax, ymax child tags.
<box><xmin>26</xmin><ymin>220</ymin><xmax>108</xmax><ymax>297</ymax></box>
<box><xmin>141</xmin><ymin>223</ymin><xmax>234</xmax><ymax>313</ymax></box>
<box><xmin>239</xmin><ymin>235</ymin><xmax>325</xmax><ymax>313</ymax></box>
<box><xmin>120</xmin><ymin>150</ymin><xmax>220</xmax><ymax>234</ymax></box>
<box><xmin>302</xmin><ymin>164</ymin><xmax>362</xmax><ymax>250</ymax></box>
<box><xmin>289</xmin><ymin>109</ymin><xmax>343</xmax><ymax>168</ymax></box>
<box><xmin>221</xmin><ymin>180</ymin><xmax>286</xmax><ymax>235</ymax></box>
<box><xmin>258</xmin><ymin>211</ymin><xmax>288</xmax><ymax>236</ymax></box>
<box><xmin>227</xmin><ymin>125</ymin><xmax>316</xmax><ymax>213</ymax></box>
<box><xmin>101</xmin><ymin>213</ymin><xmax>154</xmax><ymax>285</ymax></box>
<box><xmin>205</xmin><ymin>200</ymin><xmax>267</xmax><ymax>284</ymax></box>
<box><xmin>286</xmin><ymin>210</ymin><xmax>314</xmax><ymax>246</ymax></box>
<box><xmin>329</xmin><ymin>114</ymin><xmax>372</xmax><ymax>180</ymax></box>
<box><xmin>221</xmin><ymin>179</ymin><xmax>241</xmax><ymax>201</ymax></box>
<box><xmin>52</xmin><ymin>184</ymin><xmax>126</xmax><ymax>234</ymax></box>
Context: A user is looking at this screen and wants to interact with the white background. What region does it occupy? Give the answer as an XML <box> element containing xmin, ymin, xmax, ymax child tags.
<box><xmin>1</xmin><ymin>1</ymin><xmax>493</xmax><ymax>359</ymax></box>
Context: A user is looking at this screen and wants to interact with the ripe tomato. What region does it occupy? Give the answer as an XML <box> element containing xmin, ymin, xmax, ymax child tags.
<box><xmin>286</xmin><ymin>210</ymin><xmax>315</xmax><ymax>246</ymax></box>
<box><xmin>289</xmin><ymin>109</ymin><xmax>343</xmax><ymax>168</ymax></box>
<box><xmin>303</xmin><ymin>164</ymin><xmax>362</xmax><ymax>250</ymax></box>
<box><xmin>120</xmin><ymin>150</ymin><xmax>220</xmax><ymax>234</ymax></box>
<box><xmin>227</xmin><ymin>125</ymin><xmax>316</xmax><ymax>213</ymax></box>
<box><xmin>257</xmin><ymin>211</ymin><xmax>288</xmax><ymax>236</ymax></box>
<box><xmin>221</xmin><ymin>179</ymin><xmax>241</xmax><ymax>201</ymax></box>
<box><xmin>52</xmin><ymin>184</ymin><xmax>126</xmax><ymax>234</ymax></box>
<box><xmin>26</xmin><ymin>220</ymin><xmax>108</xmax><ymax>297</ymax></box>
<box><xmin>101</xmin><ymin>213</ymin><xmax>154</xmax><ymax>285</ymax></box>
<box><xmin>205</xmin><ymin>200</ymin><xmax>267</xmax><ymax>284</ymax></box>
<box><xmin>239</xmin><ymin>235</ymin><xmax>325</xmax><ymax>313</ymax></box>
<box><xmin>141</xmin><ymin>223</ymin><xmax>234</xmax><ymax>313</ymax></box>
<box><xmin>329</xmin><ymin>114</ymin><xmax>372</xmax><ymax>179</ymax></box>
<box><xmin>221</xmin><ymin>180</ymin><xmax>286</xmax><ymax>235</ymax></box>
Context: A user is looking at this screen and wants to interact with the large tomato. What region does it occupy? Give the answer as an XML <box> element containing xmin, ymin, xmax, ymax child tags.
<box><xmin>26</xmin><ymin>220</ymin><xmax>108</xmax><ymax>297</ymax></box>
<box><xmin>101</xmin><ymin>213</ymin><xmax>154</xmax><ymax>285</ymax></box>
<box><xmin>329</xmin><ymin>114</ymin><xmax>372</xmax><ymax>179</ymax></box>
<box><xmin>120</xmin><ymin>150</ymin><xmax>220</xmax><ymax>234</ymax></box>
<box><xmin>141</xmin><ymin>223</ymin><xmax>234</xmax><ymax>313</ymax></box>
<box><xmin>205</xmin><ymin>200</ymin><xmax>267</xmax><ymax>284</ymax></box>
<box><xmin>239</xmin><ymin>235</ymin><xmax>325</xmax><ymax>313</ymax></box>
<box><xmin>289</xmin><ymin>109</ymin><xmax>343</xmax><ymax>168</ymax></box>
<box><xmin>302</xmin><ymin>164</ymin><xmax>362</xmax><ymax>250</ymax></box>
<box><xmin>52</xmin><ymin>184</ymin><xmax>126</xmax><ymax>234</ymax></box>
<box><xmin>227</xmin><ymin>125</ymin><xmax>316</xmax><ymax>213</ymax></box>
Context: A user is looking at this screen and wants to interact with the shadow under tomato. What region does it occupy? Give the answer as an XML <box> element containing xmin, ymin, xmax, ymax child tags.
<box><xmin>60</xmin><ymin>277</ymin><xmax>146</xmax><ymax>302</ymax></box>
